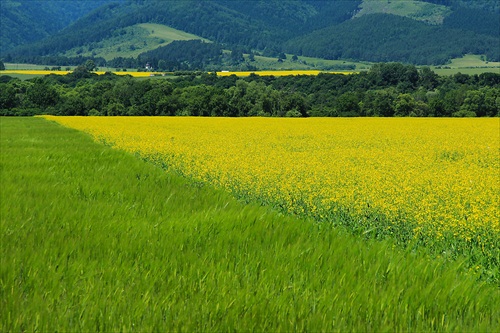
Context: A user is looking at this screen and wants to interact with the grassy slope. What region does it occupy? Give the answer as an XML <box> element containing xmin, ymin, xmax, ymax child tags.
<box><xmin>355</xmin><ymin>0</ymin><xmax>452</xmax><ymax>24</ymax></box>
<box><xmin>447</xmin><ymin>54</ymin><xmax>500</xmax><ymax>67</ymax></box>
<box><xmin>63</xmin><ymin>23</ymin><xmax>208</xmax><ymax>61</ymax></box>
<box><xmin>1</xmin><ymin>117</ymin><xmax>499</xmax><ymax>331</ymax></box>
<box><xmin>432</xmin><ymin>54</ymin><xmax>500</xmax><ymax>75</ymax></box>
<box><xmin>141</xmin><ymin>23</ymin><xmax>209</xmax><ymax>43</ymax></box>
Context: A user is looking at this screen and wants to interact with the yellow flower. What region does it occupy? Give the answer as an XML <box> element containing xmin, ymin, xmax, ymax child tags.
<box><xmin>43</xmin><ymin>116</ymin><xmax>500</xmax><ymax>255</ymax></box>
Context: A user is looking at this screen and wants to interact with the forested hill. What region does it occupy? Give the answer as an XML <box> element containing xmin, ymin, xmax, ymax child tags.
<box><xmin>0</xmin><ymin>0</ymin><xmax>112</xmax><ymax>52</ymax></box>
<box><xmin>3</xmin><ymin>0</ymin><xmax>499</xmax><ymax>66</ymax></box>
<box><xmin>285</xmin><ymin>13</ymin><xmax>500</xmax><ymax>65</ymax></box>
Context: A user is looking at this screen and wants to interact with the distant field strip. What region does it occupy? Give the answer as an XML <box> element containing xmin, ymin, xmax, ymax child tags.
<box><xmin>1</xmin><ymin>70</ymin><xmax>72</xmax><ymax>76</ymax></box>
<box><xmin>1</xmin><ymin>70</ymin><xmax>355</xmax><ymax>77</ymax></box>
<box><xmin>216</xmin><ymin>70</ymin><xmax>357</xmax><ymax>76</ymax></box>
<box><xmin>0</xmin><ymin>70</ymin><xmax>164</xmax><ymax>77</ymax></box>
<box><xmin>44</xmin><ymin>117</ymin><xmax>500</xmax><ymax>271</ymax></box>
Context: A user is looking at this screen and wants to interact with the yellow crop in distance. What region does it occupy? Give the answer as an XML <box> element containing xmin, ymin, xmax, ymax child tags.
<box><xmin>215</xmin><ymin>70</ymin><xmax>357</xmax><ymax>76</ymax></box>
<box><xmin>44</xmin><ymin>116</ymin><xmax>500</xmax><ymax>262</ymax></box>
<box><xmin>1</xmin><ymin>69</ymin><xmax>355</xmax><ymax>77</ymax></box>
<box><xmin>95</xmin><ymin>71</ymin><xmax>166</xmax><ymax>77</ymax></box>
<box><xmin>1</xmin><ymin>70</ymin><xmax>166</xmax><ymax>77</ymax></box>
<box><xmin>1</xmin><ymin>70</ymin><xmax>72</xmax><ymax>75</ymax></box>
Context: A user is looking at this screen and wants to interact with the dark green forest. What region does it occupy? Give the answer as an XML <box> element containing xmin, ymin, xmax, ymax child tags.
<box><xmin>1</xmin><ymin>63</ymin><xmax>498</xmax><ymax>117</ymax></box>
<box><xmin>0</xmin><ymin>0</ymin><xmax>110</xmax><ymax>52</ymax></box>
<box><xmin>443</xmin><ymin>8</ymin><xmax>500</xmax><ymax>37</ymax></box>
<box><xmin>285</xmin><ymin>14</ymin><xmax>500</xmax><ymax>65</ymax></box>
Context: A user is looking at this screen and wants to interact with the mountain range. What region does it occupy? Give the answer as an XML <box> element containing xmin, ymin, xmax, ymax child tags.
<box><xmin>1</xmin><ymin>0</ymin><xmax>499</xmax><ymax>66</ymax></box>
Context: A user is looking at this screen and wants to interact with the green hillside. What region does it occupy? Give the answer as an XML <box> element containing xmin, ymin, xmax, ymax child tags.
<box><xmin>63</xmin><ymin>23</ymin><xmax>208</xmax><ymax>61</ymax></box>
<box><xmin>285</xmin><ymin>13</ymin><xmax>500</xmax><ymax>65</ymax></box>
<box><xmin>355</xmin><ymin>0</ymin><xmax>452</xmax><ymax>25</ymax></box>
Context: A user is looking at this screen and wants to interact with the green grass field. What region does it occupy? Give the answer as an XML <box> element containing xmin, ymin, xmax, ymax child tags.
<box><xmin>447</xmin><ymin>54</ymin><xmax>498</xmax><ymax>67</ymax></box>
<box><xmin>355</xmin><ymin>0</ymin><xmax>452</xmax><ymax>24</ymax></box>
<box><xmin>431</xmin><ymin>54</ymin><xmax>500</xmax><ymax>75</ymax></box>
<box><xmin>1</xmin><ymin>117</ymin><xmax>499</xmax><ymax>331</ymax></box>
<box><xmin>246</xmin><ymin>54</ymin><xmax>368</xmax><ymax>72</ymax></box>
<box><xmin>4</xmin><ymin>63</ymin><xmax>57</xmax><ymax>70</ymax></box>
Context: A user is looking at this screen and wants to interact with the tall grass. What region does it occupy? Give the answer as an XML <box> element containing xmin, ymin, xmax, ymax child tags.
<box><xmin>1</xmin><ymin>117</ymin><xmax>499</xmax><ymax>331</ymax></box>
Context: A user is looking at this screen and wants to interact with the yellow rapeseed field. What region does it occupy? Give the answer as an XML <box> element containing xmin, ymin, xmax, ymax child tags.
<box><xmin>215</xmin><ymin>70</ymin><xmax>357</xmax><ymax>76</ymax></box>
<box><xmin>1</xmin><ymin>70</ymin><xmax>72</xmax><ymax>76</ymax></box>
<box><xmin>1</xmin><ymin>70</ymin><xmax>164</xmax><ymax>77</ymax></box>
<box><xmin>97</xmin><ymin>71</ymin><xmax>165</xmax><ymax>77</ymax></box>
<box><xmin>2</xmin><ymin>69</ymin><xmax>354</xmax><ymax>77</ymax></box>
<box><xmin>44</xmin><ymin>116</ymin><xmax>499</xmax><ymax>263</ymax></box>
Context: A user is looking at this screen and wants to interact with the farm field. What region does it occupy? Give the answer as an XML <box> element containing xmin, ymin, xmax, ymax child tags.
<box><xmin>44</xmin><ymin>117</ymin><xmax>500</xmax><ymax>279</ymax></box>
<box><xmin>2</xmin><ymin>117</ymin><xmax>500</xmax><ymax>331</ymax></box>
<box><xmin>242</xmin><ymin>54</ymin><xmax>368</xmax><ymax>72</ymax></box>
<box><xmin>1</xmin><ymin>70</ymin><xmax>72</xmax><ymax>76</ymax></box>
<box><xmin>0</xmin><ymin>69</ymin><xmax>355</xmax><ymax>78</ymax></box>
<box><xmin>432</xmin><ymin>55</ymin><xmax>500</xmax><ymax>76</ymax></box>
<box><xmin>3</xmin><ymin>54</ymin><xmax>499</xmax><ymax>80</ymax></box>
<box><xmin>2</xmin><ymin>66</ymin><xmax>498</xmax><ymax>79</ymax></box>
<box><xmin>447</xmin><ymin>54</ymin><xmax>500</xmax><ymax>68</ymax></box>
<box><xmin>0</xmin><ymin>69</ymin><xmax>166</xmax><ymax>77</ymax></box>
<box><xmin>216</xmin><ymin>70</ymin><xmax>357</xmax><ymax>76</ymax></box>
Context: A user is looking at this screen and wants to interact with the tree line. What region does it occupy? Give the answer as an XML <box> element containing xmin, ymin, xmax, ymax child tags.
<box><xmin>1</xmin><ymin>63</ymin><xmax>498</xmax><ymax>117</ymax></box>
